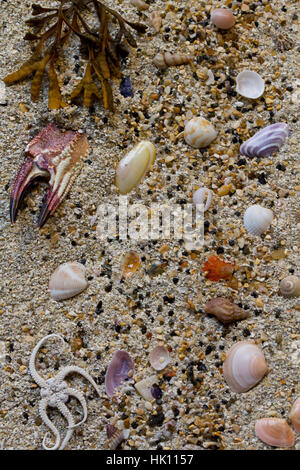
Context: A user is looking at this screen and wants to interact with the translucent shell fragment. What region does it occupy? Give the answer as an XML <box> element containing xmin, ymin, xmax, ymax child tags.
<box><xmin>204</xmin><ymin>298</ymin><xmax>250</xmax><ymax>324</ymax></box>
<box><xmin>289</xmin><ymin>397</ymin><xmax>300</xmax><ymax>433</ymax></box>
<box><xmin>236</xmin><ymin>71</ymin><xmax>265</xmax><ymax>99</ymax></box>
<box><xmin>193</xmin><ymin>188</ymin><xmax>212</xmax><ymax>212</ymax></box>
<box><xmin>184</xmin><ymin>117</ymin><xmax>217</xmax><ymax>149</ymax></box>
<box><xmin>121</xmin><ymin>251</ymin><xmax>141</xmax><ymax>279</ymax></box>
<box><xmin>116</xmin><ymin>141</ymin><xmax>156</xmax><ymax>194</ymax></box>
<box><xmin>279</xmin><ymin>275</ymin><xmax>300</xmax><ymax>298</ymax></box>
<box><xmin>203</xmin><ymin>255</ymin><xmax>235</xmax><ymax>282</ymax></box>
<box><xmin>210</xmin><ymin>8</ymin><xmax>235</xmax><ymax>30</ymax></box>
<box><xmin>105</xmin><ymin>350</ymin><xmax>135</xmax><ymax>397</ymax></box>
<box><xmin>223</xmin><ymin>341</ymin><xmax>268</xmax><ymax>393</ymax></box>
<box><xmin>49</xmin><ymin>262</ymin><xmax>88</xmax><ymax>301</ymax></box>
<box><xmin>149</xmin><ymin>345</ymin><xmax>170</xmax><ymax>371</ymax></box>
<box><xmin>243</xmin><ymin>205</ymin><xmax>273</xmax><ymax>236</ymax></box>
<box><xmin>240</xmin><ymin>123</ymin><xmax>289</xmax><ymax>158</ymax></box>
<box><xmin>255</xmin><ymin>418</ymin><xmax>295</xmax><ymax>448</ymax></box>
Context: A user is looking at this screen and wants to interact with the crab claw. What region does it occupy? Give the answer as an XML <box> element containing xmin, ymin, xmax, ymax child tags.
<box><xmin>10</xmin><ymin>123</ymin><xmax>89</xmax><ymax>227</ymax></box>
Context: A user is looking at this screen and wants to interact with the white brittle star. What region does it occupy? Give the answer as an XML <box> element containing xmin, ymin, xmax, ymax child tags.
<box><xmin>29</xmin><ymin>334</ymin><xmax>101</xmax><ymax>450</ymax></box>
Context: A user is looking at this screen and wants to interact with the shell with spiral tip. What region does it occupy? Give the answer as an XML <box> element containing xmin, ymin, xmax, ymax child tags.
<box><xmin>255</xmin><ymin>418</ymin><xmax>295</xmax><ymax>448</ymax></box>
<box><xmin>204</xmin><ymin>298</ymin><xmax>250</xmax><ymax>324</ymax></box>
<box><xmin>223</xmin><ymin>341</ymin><xmax>268</xmax><ymax>393</ymax></box>
<box><xmin>243</xmin><ymin>205</ymin><xmax>273</xmax><ymax>236</ymax></box>
<box><xmin>106</xmin><ymin>424</ymin><xmax>130</xmax><ymax>450</ymax></box>
<box><xmin>210</xmin><ymin>8</ymin><xmax>235</xmax><ymax>30</ymax></box>
<box><xmin>184</xmin><ymin>117</ymin><xmax>217</xmax><ymax>149</ymax></box>
<box><xmin>150</xmin><ymin>11</ymin><xmax>162</xmax><ymax>32</ymax></box>
<box><xmin>149</xmin><ymin>345</ymin><xmax>170</xmax><ymax>370</ymax></box>
<box><xmin>153</xmin><ymin>52</ymin><xmax>193</xmax><ymax>69</ymax></box>
<box><xmin>236</xmin><ymin>70</ymin><xmax>265</xmax><ymax>99</ymax></box>
<box><xmin>289</xmin><ymin>397</ymin><xmax>300</xmax><ymax>433</ymax></box>
<box><xmin>240</xmin><ymin>123</ymin><xmax>289</xmax><ymax>158</ymax></box>
<box><xmin>49</xmin><ymin>262</ymin><xmax>88</xmax><ymax>301</ymax></box>
<box><xmin>116</xmin><ymin>141</ymin><xmax>156</xmax><ymax>194</ymax></box>
<box><xmin>193</xmin><ymin>188</ymin><xmax>212</xmax><ymax>212</ymax></box>
<box><xmin>279</xmin><ymin>275</ymin><xmax>300</xmax><ymax>298</ymax></box>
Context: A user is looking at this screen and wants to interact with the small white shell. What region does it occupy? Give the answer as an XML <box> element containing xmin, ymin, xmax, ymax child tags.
<box><xmin>236</xmin><ymin>71</ymin><xmax>265</xmax><ymax>99</ymax></box>
<box><xmin>116</xmin><ymin>141</ymin><xmax>156</xmax><ymax>194</ymax></box>
<box><xmin>289</xmin><ymin>397</ymin><xmax>300</xmax><ymax>433</ymax></box>
<box><xmin>223</xmin><ymin>341</ymin><xmax>268</xmax><ymax>393</ymax></box>
<box><xmin>193</xmin><ymin>188</ymin><xmax>212</xmax><ymax>212</ymax></box>
<box><xmin>255</xmin><ymin>418</ymin><xmax>295</xmax><ymax>448</ymax></box>
<box><xmin>243</xmin><ymin>204</ymin><xmax>273</xmax><ymax>236</ymax></box>
<box><xmin>279</xmin><ymin>276</ymin><xmax>300</xmax><ymax>298</ymax></box>
<box><xmin>134</xmin><ymin>375</ymin><xmax>158</xmax><ymax>400</ymax></box>
<box><xmin>184</xmin><ymin>117</ymin><xmax>217</xmax><ymax>148</ymax></box>
<box><xmin>49</xmin><ymin>262</ymin><xmax>88</xmax><ymax>301</ymax></box>
<box><xmin>149</xmin><ymin>345</ymin><xmax>170</xmax><ymax>370</ymax></box>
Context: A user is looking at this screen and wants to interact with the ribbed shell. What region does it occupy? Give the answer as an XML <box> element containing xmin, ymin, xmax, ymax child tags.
<box><xmin>184</xmin><ymin>117</ymin><xmax>217</xmax><ymax>148</ymax></box>
<box><xmin>49</xmin><ymin>262</ymin><xmax>88</xmax><ymax>301</ymax></box>
<box><xmin>243</xmin><ymin>205</ymin><xmax>273</xmax><ymax>236</ymax></box>
<box><xmin>223</xmin><ymin>341</ymin><xmax>268</xmax><ymax>393</ymax></box>
<box><xmin>240</xmin><ymin>123</ymin><xmax>289</xmax><ymax>157</ymax></box>
<box><xmin>279</xmin><ymin>275</ymin><xmax>300</xmax><ymax>297</ymax></box>
<box><xmin>255</xmin><ymin>418</ymin><xmax>295</xmax><ymax>448</ymax></box>
<box><xmin>289</xmin><ymin>397</ymin><xmax>300</xmax><ymax>433</ymax></box>
<box><xmin>153</xmin><ymin>52</ymin><xmax>193</xmax><ymax>69</ymax></box>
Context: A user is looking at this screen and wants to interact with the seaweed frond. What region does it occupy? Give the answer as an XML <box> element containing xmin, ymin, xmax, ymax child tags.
<box><xmin>3</xmin><ymin>0</ymin><xmax>147</xmax><ymax>111</ymax></box>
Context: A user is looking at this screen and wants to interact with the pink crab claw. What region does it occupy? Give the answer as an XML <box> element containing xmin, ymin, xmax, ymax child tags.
<box><xmin>10</xmin><ymin>123</ymin><xmax>90</xmax><ymax>227</ymax></box>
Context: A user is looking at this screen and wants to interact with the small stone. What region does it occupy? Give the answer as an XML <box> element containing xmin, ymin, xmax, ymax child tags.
<box><xmin>0</xmin><ymin>81</ymin><xmax>7</xmax><ymax>105</ymax></box>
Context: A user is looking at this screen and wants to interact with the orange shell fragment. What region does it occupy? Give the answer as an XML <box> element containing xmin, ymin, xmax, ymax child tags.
<box><xmin>203</xmin><ymin>255</ymin><xmax>235</xmax><ymax>282</ymax></box>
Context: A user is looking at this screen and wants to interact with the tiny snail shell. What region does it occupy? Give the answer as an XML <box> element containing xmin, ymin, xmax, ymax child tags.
<box><xmin>255</xmin><ymin>418</ymin><xmax>295</xmax><ymax>448</ymax></box>
<box><xmin>240</xmin><ymin>123</ymin><xmax>289</xmax><ymax>158</ymax></box>
<box><xmin>289</xmin><ymin>397</ymin><xmax>300</xmax><ymax>433</ymax></box>
<box><xmin>153</xmin><ymin>52</ymin><xmax>193</xmax><ymax>69</ymax></box>
<box><xmin>279</xmin><ymin>275</ymin><xmax>300</xmax><ymax>298</ymax></box>
<box><xmin>193</xmin><ymin>188</ymin><xmax>212</xmax><ymax>212</ymax></box>
<box><xmin>204</xmin><ymin>298</ymin><xmax>250</xmax><ymax>324</ymax></box>
<box><xmin>149</xmin><ymin>345</ymin><xmax>170</xmax><ymax>370</ymax></box>
<box><xmin>236</xmin><ymin>70</ymin><xmax>265</xmax><ymax>99</ymax></box>
<box><xmin>135</xmin><ymin>375</ymin><xmax>158</xmax><ymax>401</ymax></box>
<box><xmin>184</xmin><ymin>117</ymin><xmax>217</xmax><ymax>149</ymax></box>
<box><xmin>223</xmin><ymin>341</ymin><xmax>268</xmax><ymax>393</ymax></box>
<box><xmin>130</xmin><ymin>0</ymin><xmax>149</xmax><ymax>11</ymax></box>
<box><xmin>49</xmin><ymin>262</ymin><xmax>88</xmax><ymax>301</ymax></box>
<box><xmin>106</xmin><ymin>424</ymin><xmax>129</xmax><ymax>450</ymax></box>
<box><xmin>150</xmin><ymin>11</ymin><xmax>162</xmax><ymax>32</ymax></box>
<box><xmin>210</xmin><ymin>8</ymin><xmax>235</xmax><ymax>30</ymax></box>
<box><xmin>243</xmin><ymin>204</ymin><xmax>273</xmax><ymax>236</ymax></box>
<box><xmin>115</xmin><ymin>141</ymin><xmax>156</xmax><ymax>194</ymax></box>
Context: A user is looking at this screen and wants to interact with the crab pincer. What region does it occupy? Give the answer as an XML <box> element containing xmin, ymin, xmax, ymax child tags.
<box><xmin>10</xmin><ymin>123</ymin><xmax>89</xmax><ymax>227</ymax></box>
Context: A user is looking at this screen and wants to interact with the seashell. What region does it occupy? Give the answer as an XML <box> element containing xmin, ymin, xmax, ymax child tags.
<box><xmin>135</xmin><ymin>375</ymin><xmax>158</xmax><ymax>401</ymax></box>
<box><xmin>121</xmin><ymin>251</ymin><xmax>141</xmax><ymax>279</ymax></box>
<box><xmin>106</xmin><ymin>424</ymin><xmax>130</xmax><ymax>450</ymax></box>
<box><xmin>279</xmin><ymin>275</ymin><xmax>300</xmax><ymax>298</ymax></box>
<box><xmin>193</xmin><ymin>188</ymin><xmax>212</xmax><ymax>212</ymax></box>
<box><xmin>204</xmin><ymin>298</ymin><xmax>250</xmax><ymax>324</ymax></box>
<box><xmin>184</xmin><ymin>117</ymin><xmax>217</xmax><ymax>149</ymax></box>
<box><xmin>240</xmin><ymin>123</ymin><xmax>289</xmax><ymax>158</ymax></box>
<box><xmin>153</xmin><ymin>52</ymin><xmax>193</xmax><ymax>69</ymax></box>
<box><xmin>147</xmin><ymin>260</ymin><xmax>168</xmax><ymax>277</ymax></box>
<box><xmin>236</xmin><ymin>70</ymin><xmax>265</xmax><ymax>99</ymax></box>
<box><xmin>149</xmin><ymin>345</ymin><xmax>170</xmax><ymax>370</ymax></box>
<box><xmin>223</xmin><ymin>341</ymin><xmax>268</xmax><ymax>393</ymax></box>
<box><xmin>210</xmin><ymin>8</ymin><xmax>235</xmax><ymax>30</ymax></box>
<box><xmin>203</xmin><ymin>255</ymin><xmax>235</xmax><ymax>282</ymax></box>
<box><xmin>130</xmin><ymin>0</ymin><xmax>149</xmax><ymax>11</ymax></box>
<box><xmin>243</xmin><ymin>205</ymin><xmax>273</xmax><ymax>236</ymax></box>
<box><xmin>150</xmin><ymin>11</ymin><xmax>162</xmax><ymax>32</ymax></box>
<box><xmin>116</xmin><ymin>141</ymin><xmax>156</xmax><ymax>194</ymax></box>
<box><xmin>49</xmin><ymin>262</ymin><xmax>88</xmax><ymax>301</ymax></box>
<box><xmin>289</xmin><ymin>397</ymin><xmax>300</xmax><ymax>433</ymax></box>
<box><xmin>255</xmin><ymin>418</ymin><xmax>295</xmax><ymax>448</ymax></box>
<box><xmin>119</xmin><ymin>76</ymin><xmax>134</xmax><ymax>98</ymax></box>
<box><xmin>105</xmin><ymin>350</ymin><xmax>135</xmax><ymax>397</ymax></box>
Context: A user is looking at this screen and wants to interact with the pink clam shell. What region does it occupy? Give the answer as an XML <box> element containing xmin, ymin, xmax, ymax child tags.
<box><xmin>290</xmin><ymin>397</ymin><xmax>300</xmax><ymax>433</ymax></box>
<box><xmin>105</xmin><ymin>350</ymin><xmax>135</xmax><ymax>397</ymax></box>
<box><xmin>255</xmin><ymin>418</ymin><xmax>295</xmax><ymax>448</ymax></box>
<box><xmin>149</xmin><ymin>345</ymin><xmax>170</xmax><ymax>371</ymax></box>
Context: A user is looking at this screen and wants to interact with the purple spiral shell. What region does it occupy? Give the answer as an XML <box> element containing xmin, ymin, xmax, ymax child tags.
<box><xmin>240</xmin><ymin>123</ymin><xmax>289</xmax><ymax>157</ymax></box>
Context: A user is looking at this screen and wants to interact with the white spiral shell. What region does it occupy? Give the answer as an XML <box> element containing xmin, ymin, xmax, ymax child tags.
<box><xmin>236</xmin><ymin>70</ymin><xmax>265</xmax><ymax>99</ymax></box>
<box><xmin>192</xmin><ymin>188</ymin><xmax>212</xmax><ymax>212</ymax></box>
<box><xmin>279</xmin><ymin>276</ymin><xmax>300</xmax><ymax>298</ymax></box>
<box><xmin>243</xmin><ymin>205</ymin><xmax>273</xmax><ymax>236</ymax></box>
<box><xmin>223</xmin><ymin>341</ymin><xmax>268</xmax><ymax>393</ymax></box>
<box><xmin>49</xmin><ymin>262</ymin><xmax>88</xmax><ymax>301</ymax></box>
<box><xmin>184</xmin><ymin>117</ymin><xmax>217</xmax><ymax>148</ymax></box>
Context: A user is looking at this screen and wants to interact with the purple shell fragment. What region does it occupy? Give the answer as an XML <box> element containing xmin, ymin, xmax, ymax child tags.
<box><xmin>119</xmin><ymin>77</ymin><xmax>134</xmax><ymax>98</ymax></box>
<box><xmin>240</xmin><ymin>123</ymin><xmax>289</xmax><ymax>158</ymax></box>
<box><xmin>105</xmin><ymin>350</ymin><xmax>135</xmax><ymax>397</ymax></box>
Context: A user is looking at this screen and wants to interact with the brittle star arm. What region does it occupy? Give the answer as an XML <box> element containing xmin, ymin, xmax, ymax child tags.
<box><xmin>56</xmin><ymin>366</ymin><xmax>101</xmax><ymax>396</ymax></box>
<box><xmin>65</xmin><ymin>387</ymin><xmax>88</xmax><ymax>428</ymax></box>
<box><xmin>39</xmin><ymin>398</ymin><xmax>61</xmax><ymax>450</ymax></box>
<box><xmin>55</xmin><ymin>401</ymin><xmax>75</xmax><ymax>450</ymax></box>
<box><xmin>29</xmin><ymin>334</ymin><xmax>65</xmax><ymax>388</ymax></box>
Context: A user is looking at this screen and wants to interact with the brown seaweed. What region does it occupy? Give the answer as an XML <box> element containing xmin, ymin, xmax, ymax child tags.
<box><xmin>3</xmin><ymin>0</ymin><xmax>147</xmax><ymax>111</ymax></box>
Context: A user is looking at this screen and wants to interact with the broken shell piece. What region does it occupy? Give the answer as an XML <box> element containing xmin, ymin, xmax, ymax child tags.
<box><xmin>150</xmin><ymin>11</ymin><xmax>162</xmax><ymax>32</ymax></box>
<box><xmin>121</xmin><ymin>251</ymin><xmax>141</xmax><ymax>279</ymax></box>
<box><xmin>135</xmin><ymin>375</ymin><xmax>158</xmax><ymax>401</ymax></box>
<box><xmin>105</xmin><ymin>350</ymin><xmax>135</xmax><ymax>397</ymax></box>
<box><xmin>289</xmin><ymin>397</ymin><xmax>300</xmax><ymax>433</ymax></box>
<box><xmin>236</xmin><ymin>71</ymin><xmax>265</xmax><ymax>99</ymax></box>
<box><xmin>49</xmin><ymin>262</ymin><xmax>88</xmax><ymax>301</ymax></box>
<box><xmin>240</xmin><ymin>123</ymin><xmax>289</xmax><ymax>158</ymax></box>
<box><xmin>116</xmin><ymin>141</ymin><xmax>156</xmax><ymax>194</ymax></box>
<box><xmin>204</xmin><ymin>298</ymin><xmax>250</xmax><ymax>324</ymax></box>
<box><xmin>193</xmin><ymin>188</ymin><xmax>212</xmax><ymax>212</ymax></box>
<box><xmin>255</xmin><ymin>418</ymin><xmax>295</xmax><ymax>448</ymax></box>
<box><xmin>243</xmin><ymin>205</ymin><xmax>273</xmax><ymax>236</ymax></box>
<box><xmin>149</xmin><ymin>345</ymin><xmax>170</xmax><ymax>371</ymax></box>
<box><xmin>210</xmin><ymin>8</ymin><xmax>235</xmax><ymax>30</ymax></box>
<box><xmin>106</xmin><ymin>424</ymin><xmax>130</xmax><ymax>450</ymax></box>
<box><xmin>184</xmin><ymin>117</ymin><xmax>217</xmax><ymax>148</ymax></box>
<box><xmin>130</xmin><ymin>0</ymin><xmax>149</xmax><ymax>10</ymax></box>
<box><xmin>223</xmin><ymin>341</ymin><xmax>268</xmax><ymax>393</ymax></box>
<box><xmin>279</xmin><ymin>276</ymin><xmax>300</xmax><ymax>298</ymax></box>
<box><xmin>153</xmin><ymin>52</ymin><xmax>193</xmax><ymax>69</ymax></box>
